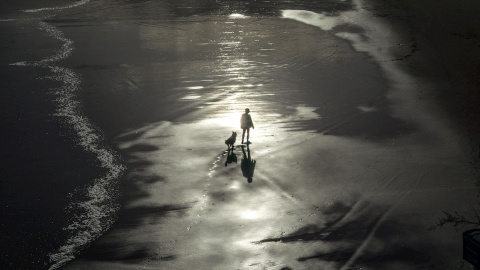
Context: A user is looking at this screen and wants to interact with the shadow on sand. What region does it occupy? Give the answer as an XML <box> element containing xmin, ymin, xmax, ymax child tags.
<box><xmin>255</xmin><ymin>199</ymin><xmax>446</xmax><ymax>269</ymax></box>
<box><xmin>74</xmin><ymin>141</ymin><xmax>190</xmax><ymax>263</ymax></box>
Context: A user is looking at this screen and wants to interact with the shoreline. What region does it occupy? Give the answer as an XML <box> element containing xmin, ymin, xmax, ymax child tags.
<box><xmin>1</xmin><ymin>2</ymin><xmax>126</xmax><ymax>269</ymax></box>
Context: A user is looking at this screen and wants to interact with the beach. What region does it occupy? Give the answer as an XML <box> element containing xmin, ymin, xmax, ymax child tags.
<box><xmin>1</xmin><ymin>0</ymin><xmax>480</xmax><ymax>269</ymax></box>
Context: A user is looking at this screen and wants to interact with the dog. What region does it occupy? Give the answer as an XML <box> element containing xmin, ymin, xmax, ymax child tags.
<box><xmin>225</xmin><ymin>131</ymin><xmax>237</xmax><ymax>149</ymax></box>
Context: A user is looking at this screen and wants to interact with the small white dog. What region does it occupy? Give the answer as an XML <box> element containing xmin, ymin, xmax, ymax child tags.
<box><xmin>225</xmin><ymin>131</ymin><xmax>237</xmax><ymax>149</ymax></box>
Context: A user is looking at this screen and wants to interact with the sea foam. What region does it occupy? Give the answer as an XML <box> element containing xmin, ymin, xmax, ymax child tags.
<box><xmin>12</xmin><ymin>1</ymin><xmax>125</xmax><ymax>269</ymax></box>
<box><xmin>21</xmin><ymin>0</ymin><xmax>91</xmax><ymax>13</ymax></box>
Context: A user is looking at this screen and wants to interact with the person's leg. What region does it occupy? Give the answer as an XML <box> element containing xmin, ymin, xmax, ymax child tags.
<box><xmin>242</xmin><ymin>128</ymin><xmax>246</xmax><ymax>144</ymax></box>
<box><xmin>246</xmin><ymin>128</ymin><xmax>250</xmax><ymax>143</ymax></box>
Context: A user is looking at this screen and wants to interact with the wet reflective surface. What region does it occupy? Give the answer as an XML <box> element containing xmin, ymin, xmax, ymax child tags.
<box><xmin>63</xmin><ymin>1</ymin><xmax>474</xmax><ymax>266</ymax></box>
<box><xmin>1</xmin><ymin>0</ymin><xmax>479</xmax><ymax>269</ymax></box>
<box><xmin>52</xmin><ymin>0</ymin><xmax>404</xmax><ymax>138</ymax></box>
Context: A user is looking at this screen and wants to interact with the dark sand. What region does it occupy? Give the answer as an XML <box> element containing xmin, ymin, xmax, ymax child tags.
<box><xmin>362</xmin><ymin>0</ymin><xmax>480</xmax><ymax>166</ymax></box>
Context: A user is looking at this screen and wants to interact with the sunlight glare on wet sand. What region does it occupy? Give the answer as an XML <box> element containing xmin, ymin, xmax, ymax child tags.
<box><xmin>203</xmin><ymin>111</ymin><xmax>243</xmax><ymax>128</ymax></box>
<box><xmin>229</xmin><ymin>13</ymin><xmax>249</xmax><ymax>19</ymax></box>
<box><xmin>240</xmin><ymin>210</ymin><xmax>261</xmax><ymax>220</ymax></box>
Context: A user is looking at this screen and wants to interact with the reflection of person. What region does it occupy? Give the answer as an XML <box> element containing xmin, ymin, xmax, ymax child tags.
<box><xmin>241</xmin><ymin>145</ymin><xmax>256</xmax><ymax>183</ymax></box>
<box><xmin>240</xmin><ymin>108</ymin><xmax>254</xmax><ymax>144</ymax></box>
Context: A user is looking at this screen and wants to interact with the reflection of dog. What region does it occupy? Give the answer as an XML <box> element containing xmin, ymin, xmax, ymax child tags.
<box><xmin>225</xmin><ymin>149</ymin><xmax>237</xmax><ymax>167</ymax></box>
<box><xmin>225</xmin><ymin>131</ymin><xmax>237</xmax><ymax>149</ymax></box>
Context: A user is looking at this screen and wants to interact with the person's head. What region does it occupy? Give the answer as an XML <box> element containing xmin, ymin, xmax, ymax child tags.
<box><xmin>245</xmin><ymin>108</ymin><xmax>250</xmax><ymax>114</ymax></box>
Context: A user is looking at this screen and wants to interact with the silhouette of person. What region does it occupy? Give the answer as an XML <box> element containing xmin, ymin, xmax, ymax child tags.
<box><xmin>241</xmin><ymin>145</ymin><xmax>256</xmax><ymax>183</ymax></box>
<box><xmin>241</xmin><ymin>108</ymin><xmax>254</xmax><ymax>144</ymax></box>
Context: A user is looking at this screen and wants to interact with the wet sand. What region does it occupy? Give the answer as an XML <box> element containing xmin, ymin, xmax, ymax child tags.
<box><xmin>4</xmin><ymin>0</ymin><xmax>478</xmax><ymax>269</ymax></box>
<box><xmin>362</xmin><ymin>0</ymin><xmax>480</xmax><ymax>165</ymax></box>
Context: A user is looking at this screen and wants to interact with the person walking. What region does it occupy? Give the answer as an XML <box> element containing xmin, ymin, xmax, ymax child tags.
<box><xmin>240</xmin><ymin>108</ymin><xmax>254</xmax><ymax>144</ymax></box>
